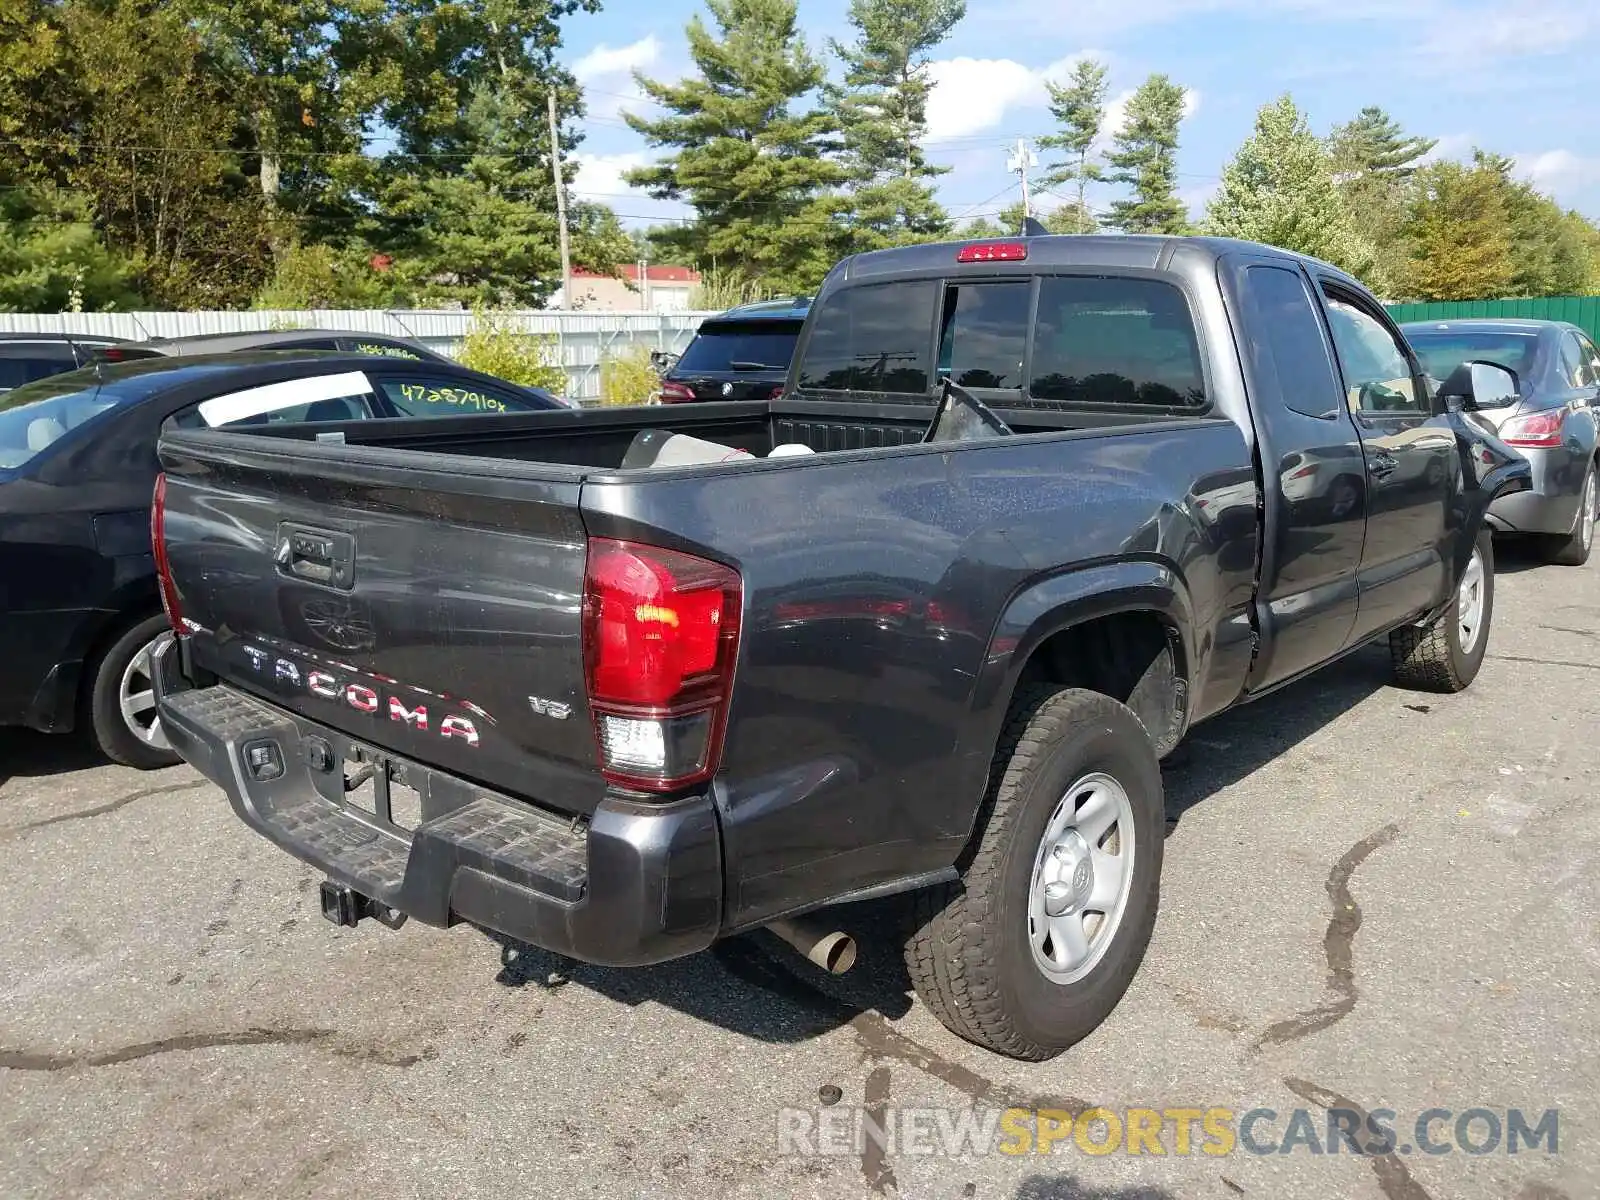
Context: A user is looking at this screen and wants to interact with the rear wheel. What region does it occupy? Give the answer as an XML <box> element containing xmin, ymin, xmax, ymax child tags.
<box><xmin>903</xmin><ymin>686</ymin><xmax>1163</xmax><ymax>1060</ymax></box>
<box><xmin>86</xmin><ymin>614</ymin><xmax>180</xmax><ymax>769</ymax></box>
<box><xmin>1389</xmin><ymin>530</ymin><xmax>1494</xmax><ymax>693</ymax></box>
<box><xmin>1545</xmin><ymin>463</ymin><xmax>1596</xmax><ymax>566</ymax></box>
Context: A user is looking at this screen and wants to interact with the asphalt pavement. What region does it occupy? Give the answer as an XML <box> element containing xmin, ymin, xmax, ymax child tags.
<box><xmin>1</xmin><ymin>539</ymin><xmax>1596</xmax><ymax>1200</ymax></box>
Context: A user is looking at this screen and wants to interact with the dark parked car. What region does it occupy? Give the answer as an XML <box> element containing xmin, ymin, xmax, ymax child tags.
<box><xmin>0</xmin><ymin>351</ymin><xmax>565</xmax><ymax>768</ymax></box>
<box><xmin>658</xmin><ymin>297</ymin><xmax>809</xmax><ymax>403</ymax></box>
<box><xmin>1403</xmin><ymin>318</ymin><xmax>1600</xmax><ymax>564</ymax></box>
<box><xmin>151</xmin><ymin>235</ymin><xmax>1526</xmax><ymax>1059</ymax></box>
<box><xmin>98</xmin><ymin>328</ymin><xmax>451</xmax><ymax>365</ymax></box>
<box><xmin>0</xmin><ymin>332</ymin><xmax>128</xmax><ymax>393</ymax></box>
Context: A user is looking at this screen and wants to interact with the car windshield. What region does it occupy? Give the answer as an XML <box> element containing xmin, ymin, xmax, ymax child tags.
<box><xmin>0</xmin><ymin>360</ymin><xmax>233</xmax><ymax>470</ymax></box>
<box><xmin>0</xmin><ymin>375</ymin><xmax>121</xmax><ymax>469</ymax></box>
<box><xmin>674</xmin><ymin>321</ymin><xmax>801</xmax><ymax>373</ymax></box>
<box><xmin>1406</xmin><ymin>331</ymin><xmax>1538</xmax><ymax>385</ymax></box>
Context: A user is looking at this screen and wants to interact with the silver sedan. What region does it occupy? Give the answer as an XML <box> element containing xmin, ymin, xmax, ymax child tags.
<box><xmin>1404</xmin><ymin>318</ymin><xmax>1600</xmax><ymax>565</ymax></box>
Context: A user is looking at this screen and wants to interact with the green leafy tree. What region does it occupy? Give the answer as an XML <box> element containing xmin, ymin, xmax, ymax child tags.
<box><xmin>177</xmin><ymin>0</ymin><xmax>373</xmax><ymax>232</ymax></box>
<box><xmin>1402</xmin><ymin>159</ymin><xmax>1516</xmax><ymax>301</ymax></box>
<box><xmin>0</xmin><ymin>183</ymin><xmax>142</xmax><ymax>311</ymax></box>
<box><xmin>1328</xmin><ymin>106</ymin><xmax>1434</xmax><ymax>294</ymax></box>
<box><xmin>252</xmin><ymin>242</ymin><xmax>410</xmax><ymax>308</ymax></box>
<box><xmin>1038</xmin><ymin>58</ymin><xmax>1108</xmax><ymax>235</ymax></box>
<box><xmin>1206</xmin><ymin>95</ymin><xmax>1372</xmax><ymax>279</ymax></box>
<box><xmin>58</xmin><ymin>0</ymin><xmax>274</xmax><ymax>306</ymax></box>
<box><xmin>626</xmin><ymin>0</ymin><xmax>844</xmax><ymax>293</ymax></box>
<box><xmin>1105</xmin><ymin>73</ymin><xmax>1189</xmax><ymax>234</ymax></box>
<box><xmin>361</xmin><ymin>0</ymin><xmax>609</xmax><ymax>306</ymax></box>
<box><xmin>964</xmin><ymin>199</ymin><xmax>1094</xmax><ymax>238</ymax></box>
<box><xmin>1470</xmin><ymin>152</ymin><xmax>1593</xmax><ymax>297</ymax></box>
<box><xmin>456</xmin><ymin>307</ymin><xmax>569</xmax><ymax>391</ymax></box>
<box><xmin>825</xmin><ymin>0</ymin><xmax>963</xmax><ymax>252</ymax></box>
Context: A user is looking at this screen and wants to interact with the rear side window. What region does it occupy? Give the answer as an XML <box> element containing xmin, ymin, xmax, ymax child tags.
<box><xmin>675</xmin><ymin>321</ymin><xmax>801</xmax><ymax>374</ymax></box>
<box><xmin>937</xmin><ymin>282</ymin><xmax>1030</xmax><ymax>389</ymax></box>
<box><xmin>1241</xmin><ymin>266</ymin><xmax>1345</xmax><ymax>420</ymax></box>
<box><xmin>377</xmin><ymin>373</ymin><xmax>554</xmax><ymax>416</ymax></box>
<box><xmin>1029</xmin><ymin>277</ymin><xmax>1205</xmax><ymax>409</ymax></box>
<box><xmin>178</xmin><ymin>371</ymin><xmax>380</xmax><ymax>428</ymax></box>
<box><xmin>797</xmin><ymin>282</ymin><xmax>936</xmax><ymax>398</ymax></box>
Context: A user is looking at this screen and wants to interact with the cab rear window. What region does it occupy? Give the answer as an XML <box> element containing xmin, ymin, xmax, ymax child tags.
<box><xmin>796</xmin><ymin>274</ymin><xmax>1205</xmax><ymax>410</ymax></box>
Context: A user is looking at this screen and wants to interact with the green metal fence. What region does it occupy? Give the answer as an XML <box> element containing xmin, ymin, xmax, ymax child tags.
<box><xmin>1385</xmin><ymin>296</ymin><xmax>1600</xmax><ymax>341</ymax></box>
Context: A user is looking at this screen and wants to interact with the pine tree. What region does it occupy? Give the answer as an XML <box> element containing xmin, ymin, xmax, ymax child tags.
<box><xmin>1328</xmin><ymin>106</ymin><xmax>1435</xmax><ymax>179</ymax></box>
<box><xmin>1105</xmin><ymin>74</ymin><xmax>1189</xmax><ymax>234</ymax></box>
<box><xmin>1038</xmin><ymin>58</ymin><xmax>1107</xmax><ymax>235</ymax></box>
<box><xmin>626</xmin><ymin>0</ymin><xmax>844</xmax><ymax>293</ymax></box>
<box><xmin>825</xmin><ymin>0</ymin><xmax>963</xmax><ymax>253</ymax></box>
<box><xmin>1206</xmin><ymin>94</ymin><xmax>1372</xmax><ymax>279</ymax></box>
<box><xmin>1327</xmin><ymin>106</ymin><xmax>1434</xmax><ymax>294</ymax></box>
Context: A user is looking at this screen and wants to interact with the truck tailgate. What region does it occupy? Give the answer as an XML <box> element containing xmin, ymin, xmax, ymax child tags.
<box><xmin>157</xmin><ymin>430</ymin><xmax>604</xmax><ymax>815</ymax></box>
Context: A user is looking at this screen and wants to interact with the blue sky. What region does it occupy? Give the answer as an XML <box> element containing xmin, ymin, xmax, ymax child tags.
<box><xmin>562</xmin><ymin>0</ymin><xmax>1600</xmax><ymax>239</ymax></box>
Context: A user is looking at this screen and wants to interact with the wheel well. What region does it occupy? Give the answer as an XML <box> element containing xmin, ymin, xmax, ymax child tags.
<box><xmin>1014</xmin><ymin>611</ymin><xmax>1186</xmax><ymax>754</ymax></box>
<box><xmin>75</xmin><ymin>604</ymin><xmax>163</xmax><ymax>713</ymax></box>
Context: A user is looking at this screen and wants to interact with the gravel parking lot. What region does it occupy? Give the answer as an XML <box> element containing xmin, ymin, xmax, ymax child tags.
<box><xmin>2</xmin><ymin>542</ymin><xmax>1596</xmax><ymax>1200</ymax></box>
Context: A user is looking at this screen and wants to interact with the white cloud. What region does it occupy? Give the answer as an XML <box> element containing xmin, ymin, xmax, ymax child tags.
<box><xmin>925</xmin><ymin>57</ymin><xmax>1047</xmax><ymax>139</ymax></box>
<box><xmin>571</xmin><ymin>151</ymin><xmax>650</xmax><ymax>202</ymax></box>
<box><xmin>923</xmin><ymin>51</ymin><xmax>1193</xmax><ymax>146</ymax></box>
<box><xmin>1417</xmin><ymin>133</ymin><xmax>1474</xmax><ymax>167</ymax></box>
<box><xmin>1515</xmin><ymin>149</ymin><xmax>1600</xmax><ymax>202</ymax></box>
<box><xmin>573</xmin><ymin>36</ymin><xmax>664</xmax><ymax>120</ymax></box>
<box><xmin>573</xmin><ymin>36</ymin><xmax>661</xmax><ymax>82</ymax></box>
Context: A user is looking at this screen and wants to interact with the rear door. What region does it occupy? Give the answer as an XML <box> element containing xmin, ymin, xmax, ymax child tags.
<box><xmin>1222</xmin><ymin>255</ymin><xmax>1367</xmax><ymax>689</ymax></box>
<box><xmin>159</xmin><ymin>433</ymin><xmax>602</xmax><ymax>814</ymax></box>
<box><xmin>1319</xmin><ymin>283</ymin><xmax>1458</xmax><ymax>640</ymax></box>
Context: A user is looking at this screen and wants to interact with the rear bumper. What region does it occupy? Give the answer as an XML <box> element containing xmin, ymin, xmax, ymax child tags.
<box><xmin>151</xmin><ymin>636</ymin><xmax>723</xmax><ymax>967</ymax></box>
<box><xmin>1486</xmin><ymin>445</ymin><xmax>1584</xmax><ymax>536</ymax></box>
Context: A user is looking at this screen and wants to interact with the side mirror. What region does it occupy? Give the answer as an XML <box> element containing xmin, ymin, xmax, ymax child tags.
<box><xmin>1438</xmin><ymin>360</ymin><xmax>1520</xmax><ymax>412</ymax></box>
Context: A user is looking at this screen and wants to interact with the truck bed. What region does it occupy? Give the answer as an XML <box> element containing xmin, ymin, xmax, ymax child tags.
<box><xmin>156</xmin><ymin>396</ymin><xmax>1260</xmax><ymax>927</ymax></box>
<box><xmin>240</xmin><ymin>395</ymin><xmax>1193</xmax><ymax>469</ymax></box>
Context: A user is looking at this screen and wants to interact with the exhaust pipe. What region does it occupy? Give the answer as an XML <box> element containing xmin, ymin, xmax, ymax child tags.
<box><xmin>767</xmin><ymin>915</ymin><xmax>858</xmax><ymax>974</ymax></box>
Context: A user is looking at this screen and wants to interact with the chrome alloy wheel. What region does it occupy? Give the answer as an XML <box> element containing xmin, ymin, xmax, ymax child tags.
<box><xmin>1027</xmin><ymin>771</ymin><xmax>1136</xmax><ymax>984</ymax></box>
<box><xmin>118</xmin><ymin>636</ymin><xmax>170</xmax><ymax>750</ymax></box>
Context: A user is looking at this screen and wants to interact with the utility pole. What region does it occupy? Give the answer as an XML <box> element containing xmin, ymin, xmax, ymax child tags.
<box><xmin>1006</xmin><ymin>138</ymin><xmax>1038</xmax><ymax>220</ymax></box>
<box><xmin>547</xmin><ymin>89</ymin><xmax>573</xmax><ymax>308</ymax></box>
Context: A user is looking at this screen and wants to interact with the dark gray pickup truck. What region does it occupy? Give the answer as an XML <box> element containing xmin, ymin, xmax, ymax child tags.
<box><xmin>150</xmin><ymin>236</ymin><xmax>1529</xmax><ymax>1060</ymax></box>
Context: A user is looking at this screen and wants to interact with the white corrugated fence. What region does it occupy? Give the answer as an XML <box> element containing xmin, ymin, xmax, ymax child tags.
<box><xmin>0</xmin><ymin>310</ymin><xmax>716</xmax><ymax>401</ymax></box>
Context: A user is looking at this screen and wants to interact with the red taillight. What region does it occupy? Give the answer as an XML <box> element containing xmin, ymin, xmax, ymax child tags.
<box><xmin>767</xmin><ymin>384</ymin><xmax>784</xmax><ymax>400</ymax></box>
<box><xmin>659</xmin><ymin>380</ymin><xmax>696</xmax><ymax>403</ymax></box>
<box><xmin>151</xmin><ymin>472</ymin><xmax>185</xmax><ymax>635</ymax></box>
<box><xmin>1499</xmin><ymin>410</ymin><xmax>1564</xmax><ymax>448</ymax></box>
<box><xmin>957</xmin><ymin>241</ymin><xmax>1027</xmax><ymax>263</ymax></box>
<box><xmin>582</xmin><ymin>538</ymin><xmax>742</xmax><ymax>791</ymax></box>
<box><xmin>1291</xmin><ymin>465</ymin><xmax>1317</xmax><ymax>478</ymax></box>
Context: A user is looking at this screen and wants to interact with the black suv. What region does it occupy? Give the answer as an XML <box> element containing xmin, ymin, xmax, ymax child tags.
<box><xmin>659</xmin><ymin>297</ymin><xmax>810</xmax><ymax>403</ymax></box>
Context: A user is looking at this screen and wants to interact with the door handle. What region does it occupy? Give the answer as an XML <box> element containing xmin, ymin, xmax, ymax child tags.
<box><xmin>1368</xmin><ymin>453</ymin><xmax>1398</xmax><ymax>479</ymax></box>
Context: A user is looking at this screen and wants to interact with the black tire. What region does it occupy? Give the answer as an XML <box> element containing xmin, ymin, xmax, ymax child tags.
<box><xmin>1545</xmin><ymin>463</ymin><xmax>1595</xmax><ymax>567</ymax></box>
<box><xmin>86</xmin><ymin>614</ymin><xmax>181</xmax><ymax>769</ymax></box>
<box><xmin>904</xmin><ymin>685</ymin><xmax>1164</xmax><ymax>1060</ymax></box>
<box><xmin>1389</xmin><ymin>529</ymin><xmax>1494</xmax><ymax>693</ymax></box>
